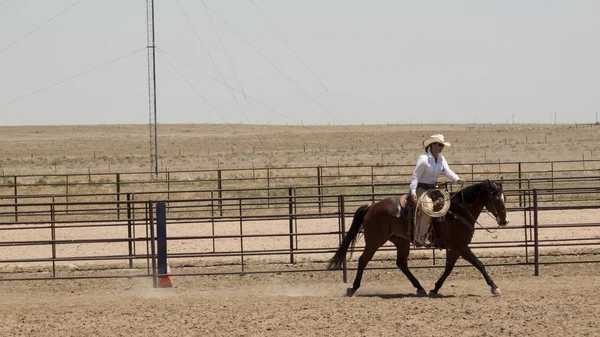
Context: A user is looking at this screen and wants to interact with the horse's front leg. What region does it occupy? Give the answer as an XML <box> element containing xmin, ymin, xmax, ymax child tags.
<box><xmin>460</xmin><ymin>246</ymin><xmax>501</xmax><ymax>295</ymax></box>
<box><xmin>390</xmin><ymin>236</ymin><xmax>426</xmax><ymax>296</ymax></box>
<box><xmin>430</xmin><ymin>249</ymin><xmax>460</xmax><ymax>296</ymax></box>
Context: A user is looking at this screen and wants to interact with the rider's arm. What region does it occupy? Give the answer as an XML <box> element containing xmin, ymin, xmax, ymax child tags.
<box><xmin>441</xmin><ymin>156</ymin><xmax>460</xmax><ymax>183</ymax></box>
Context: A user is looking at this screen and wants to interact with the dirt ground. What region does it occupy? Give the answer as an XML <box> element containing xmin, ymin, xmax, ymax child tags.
<box><xmin>1</xmin><ymin>262</ymin><xmax>599</xmax><ymax>337</ymax></box>
<box><xmin>0</xmin><ymin>207</ymin><xmax>599</xmax><ymax>337</ymax></box>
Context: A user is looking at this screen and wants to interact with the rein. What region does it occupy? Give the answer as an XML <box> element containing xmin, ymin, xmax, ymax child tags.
<box><xmin>451</xmin><ymin>185</ymin><xmax>500</xmax><ymax>234</ymax></box>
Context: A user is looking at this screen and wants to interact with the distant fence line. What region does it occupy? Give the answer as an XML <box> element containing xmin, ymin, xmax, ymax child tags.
<box><xmin>1</xmin><ymin>159</ymin><xmax>600</xmax><ymax>223</ymax></box>
<box><xmin>2</xmin><ymin>158</ymin><xmax>600</xmax><ymax>197</ymax></box>
<box><xmin>1</xmin><ymin>175</ymin><xmax>600</xmax><ymax>224</ymax></box>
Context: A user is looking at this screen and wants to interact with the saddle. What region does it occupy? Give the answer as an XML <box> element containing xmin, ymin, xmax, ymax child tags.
<box><xmin>392</xmin><ymin>189</ymin><xmax>450</xmax><ymax>248</ymax></box>
<box><xmin>393</xmin><ymin>191</ymin><xmax>446</xmax><ymax>219</ymax></box>
<box><xmin>392</xmin><ymin>194</ymin><xmax>412</xmax><ymax>219</ymax></box>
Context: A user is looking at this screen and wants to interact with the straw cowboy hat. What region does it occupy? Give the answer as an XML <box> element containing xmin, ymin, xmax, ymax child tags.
<box><xmin>423</xmin><ymin>134</ymin><xmax>451</xmax><ymax>149</ymax></box>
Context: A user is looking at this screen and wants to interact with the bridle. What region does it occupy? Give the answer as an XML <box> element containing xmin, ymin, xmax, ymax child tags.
<box><xmin>450</xmin><ymin>183</ymin><xmax>505</xmax><ymax>233</ymax></box>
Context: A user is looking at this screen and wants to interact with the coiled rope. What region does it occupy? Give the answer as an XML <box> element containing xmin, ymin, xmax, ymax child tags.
<box><xmin>416</xmin><ymin>189</ymin><xmax>452</xmax><ymax>217</ymax></box>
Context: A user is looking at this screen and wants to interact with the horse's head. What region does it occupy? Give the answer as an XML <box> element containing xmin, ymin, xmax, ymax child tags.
<box><xmin>484</xmin><ymin>179</ymin><xmax>509</xmax><ymax>226</ymax></box>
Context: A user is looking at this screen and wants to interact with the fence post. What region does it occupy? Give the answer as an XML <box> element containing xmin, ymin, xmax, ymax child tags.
<box><xmin>148</xmin><ymin>201</ymin><xmax>157</xmax><ymax>288</ymax></box>
<box><xmin>533</xmin><ymin>189</ymin><xmax>539</xmax><ymax>276</ymax></box>
<box><xmin>65</xmin><ymin>175</ymin><xmax>69</xmax><ymax>215</ymax></box>
<box><xmin>518</xmin><ymin>163</ymin><xmax>522</xmax><ymax>207</ymax></box>
<box><xmin>267</xmin><ymin>168</ymin><xmax>271</xmax><ymax>208</ymax></box>
<box><xmin>210</xmin><ymin>191</ymin><xmax>216</xmax><ymax>253</ymax></box>
<box><xmin>156</xmin><ymin>202</ymin><xmax>167</xmax><ymax>279</ymax></box>
<box><xmin>217</xmin><ymin>170</ymin><xmax>223</xmax><ymax>216</ymax></box>
<box><xmin>471</xmin><ymin>164</ymin><xmax>474</xmax><ymax>181</ymax></box>
<box><xmin>288</xmin><ymin>187</ymin><xmax>295</xmax><ymax>264</ymax></box>
<box><xmin>317</xmin><ymin>166</ymin><xmax>323</xmax><ymax>213</ymax></box>
<box><xmin>51</xmin><ymin>203</ymin><xmax>56</xmax><ymax>278</ymax></box>
<box><xmin>239</xmin><ymin>199</ymin><xmax>245</xmax><ymax>272</ymax></box>
<box><xmin>127</xmin><ymin>193</ymin><xmax>134</xmax><ymax>268</ymax></box>
<box><xmin>551</xmin><ymin>162</ymin><xmax>555</xmax><ymax>201</ymax></box>
<box><xmin>339</xmin><ymin>195</ymin><xmax>347</xmax><ymax>283</ymax></box>
<box><xmin>116</xmin><ymin>173</ymin><xmax>121</xmax><ymax>219</ymax></box>
<box><xmin>167</xmin><ymin>171</ymin><xmax>171</xmax><ymax>198</ymax></box>
<box><xmin>13</xmin><ymin>176</ymin><xmax>17</xmax><ymax>222</ymax></box>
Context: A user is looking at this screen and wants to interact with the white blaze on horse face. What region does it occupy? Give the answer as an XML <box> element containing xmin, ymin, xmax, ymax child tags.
<box><xmin>492</xmin><ymin>192</ymin><xmax>508</xmax><ymax>225</ymax></box>
<box><xmin>499</xmin><ymin>192</ymin><xmax>509</xmax><ymax>224</ymax></box>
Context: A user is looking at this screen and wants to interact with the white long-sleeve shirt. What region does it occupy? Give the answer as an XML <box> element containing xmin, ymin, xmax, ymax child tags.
<box><xmin>410</xmin><ymin>151</ymin><xmax>460</xmax><ymax>196</ymax></box>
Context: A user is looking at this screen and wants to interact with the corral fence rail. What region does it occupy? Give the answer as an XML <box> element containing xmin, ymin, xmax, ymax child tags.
<box><xmin>2</xmin><ymin>158</ymin><xmax>600</xmax><ymax>224</ymax></box>
<box><xmin>2</xmin><ymin>158</ymin><xmax>600</xmax><ymax>205</ymax></box>
<box><xmin>0</xmin><ymin>183</ymin><xmax>599</xmax><ymax>283</ymax></box>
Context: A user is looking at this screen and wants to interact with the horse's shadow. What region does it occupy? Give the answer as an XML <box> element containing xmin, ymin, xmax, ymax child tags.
<box><xmin>354</xmin><ymin>292</ymin><xmax>457</xmax><ymax>299</ymax></box>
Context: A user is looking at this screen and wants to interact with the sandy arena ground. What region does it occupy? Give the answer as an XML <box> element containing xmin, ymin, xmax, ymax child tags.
<box><xmin>1</xmin><ymin>124</ymin><xmax>600</xmax><ymax>336</ymax></box>
<box><xmin>1</xmin><ymin>262</ymin><xmax>599</xmax><ymax>337</ymax></box>
<box><xmin>0</xmin><ymin>208</ymin><xmax>599</xmax><ymax>337</ymax></box>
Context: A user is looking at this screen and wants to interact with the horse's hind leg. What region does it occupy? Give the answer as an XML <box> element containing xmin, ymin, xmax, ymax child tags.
<box><xmin>347</xmin><ymin>240</ymin><xmax>385</xmax><ymax>297</ymax></box>
<box><xmin>389</xmin><ymin>236</ymin><xmax>426</xmax><ymax>296</ymax></box>
<box><xmin>430</xmin><ymin>249</ymin><xmax>460</xmax><ymax>296</ymax></box>
<box><xmin>346</xmin><ymin>232</ymin><xmax>387</xmax><ymax>296</ymax></box>
<box><xmin>460</xmin><ymin>246</ymin><xmax>501</xmax><ymax>295</ymax></box>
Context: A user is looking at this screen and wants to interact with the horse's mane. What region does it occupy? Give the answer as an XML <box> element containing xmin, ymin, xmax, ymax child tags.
<box><xmin>451</xmin><ymin>181</ymin><xmax>497</xmax><ymax>206</ymax></box>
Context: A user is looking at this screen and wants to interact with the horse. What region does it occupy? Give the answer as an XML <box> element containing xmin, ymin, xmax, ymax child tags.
<box><xmin>327</xmin><ymin>180</ymin><xmax>509</xmax><ymax>297</ymax></box>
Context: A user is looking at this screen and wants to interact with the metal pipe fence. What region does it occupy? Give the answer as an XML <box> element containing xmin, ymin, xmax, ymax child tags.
<box><xmin>0</xmin><ymin>184</ymin><xmax>598</xmax><ymax>282</ymax></box>
<box><xmin>2</xmin><ymin>159</ymin><xmax>599</xmax><ymax>201</ymax></box>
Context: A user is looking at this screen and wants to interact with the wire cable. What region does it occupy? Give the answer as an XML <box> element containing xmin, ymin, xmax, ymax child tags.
<box><xmin>158</xmin><ymin>47</ymin><xmax>301</xmax><ymax>125</ymax></box>
<box><xmin>176</xmin><ymin>0</ymin><xmax>257</xmax><ymax>132</ymax></box>
<box><xmin>202</xmin><ymin>2</ymin><xmax>345</xmax><ymax>127</ymax></box>
<box><xmin>0</xmin><ymin>0</ymin><xmax>11</xmax><ymax>9</ymax></box>
<box><xmin>158</xmin><ymin>50</ymin><xmax>231</xmax><ymax>125</ymax></box>
<box><xmin>202</xmin><ymin>2</ymin><xmax>267</xmax><ymax>145</ymax></box>
<box><xmin>0</xmin><ymin>0</ymin><xmax>87</xmax><ymax>56</ymax></box>
<box><xmin>159</xmin><ymin>50</ymin><xmax>277</xmax><ymax>152</ymax></box>
<box><xmin>175</xmin><ymin>0</ymin><xmax>256</xmax><ymax>128</ymax></box>
<box><xmin>249</xmin><ymin>0</ymin><xmax>328</xmax><ymax>93</ymax></box>
<box><xmin>0</xmin><ymin>47</ymin><xmax>146</xmax><ymax>110</ymax></box>
<box><xmin>203</xmin><ymin>1</ymin><xmax>247</xmax><ymax>100</ymax></box>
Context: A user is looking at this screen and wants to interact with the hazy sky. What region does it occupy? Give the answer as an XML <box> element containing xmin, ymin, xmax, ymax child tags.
<box><xmin>1</xmin><ymin>0</ymin><xmax>598</xmax><ymax>126</ymax></box>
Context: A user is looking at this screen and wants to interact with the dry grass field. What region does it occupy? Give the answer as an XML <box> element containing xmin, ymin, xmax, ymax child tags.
<box><xmin>1</xmin><ymin>123</ymin><xmax>599</xmax><ymax>175</ymax></box>
<box><xmin>1</xmin><ymin>123</ymin><xmax>600</xmax><ymax>336</ymax></box>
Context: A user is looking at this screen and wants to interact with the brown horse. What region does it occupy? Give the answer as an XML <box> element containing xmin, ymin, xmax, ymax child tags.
<box><xmin>327</xmin><ymin>180</ymin><xmax>509</xmax><ymax>297</ymax></box>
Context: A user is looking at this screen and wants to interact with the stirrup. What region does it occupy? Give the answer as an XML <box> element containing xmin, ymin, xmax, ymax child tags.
<box><xmin>413</xmin><ymin>239</ymin><xmax>429</xmax><ymax>248</ymax></box>
<box><xmin>423</xmin><ymin>241</ymin><xmax>436</xmax><ymax>248</ymax></box>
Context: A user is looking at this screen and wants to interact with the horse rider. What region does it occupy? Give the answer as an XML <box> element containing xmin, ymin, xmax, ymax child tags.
<box><xmin>410</xmin><ymin>134</ymin><xmax>464</xmax><ymax>247</ymax></box>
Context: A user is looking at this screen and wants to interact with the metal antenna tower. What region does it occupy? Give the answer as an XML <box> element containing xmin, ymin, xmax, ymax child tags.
<box><xmin>146</xmin><ymin>0</ymin><xmax>158</xmax><ymax>177</ymax></box>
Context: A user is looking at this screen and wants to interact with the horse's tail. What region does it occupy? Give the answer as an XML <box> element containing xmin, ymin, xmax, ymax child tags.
<box><xmin>326</xmin><ymin>204</ymin><xmax>370</xmax><ymax>270</ymax></box>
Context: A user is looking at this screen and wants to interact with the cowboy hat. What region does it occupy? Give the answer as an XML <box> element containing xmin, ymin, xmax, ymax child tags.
<box><xmin>423</xmin><ymin>134</ymin><xmax>451</xmax><ymax>149</ymax></box>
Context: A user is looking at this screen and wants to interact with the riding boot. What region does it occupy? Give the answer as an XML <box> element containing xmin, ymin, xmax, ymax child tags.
<box><xmin>424</xmin><ymin>224</ymin><xmax>438</xmax><ymax>248</ymax></box>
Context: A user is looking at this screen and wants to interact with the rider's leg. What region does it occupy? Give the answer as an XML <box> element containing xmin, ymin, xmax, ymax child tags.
<box><xmin>413</xmin><ymin>187</ymin><xmax>430</xmax><ymax>246</ymax></box>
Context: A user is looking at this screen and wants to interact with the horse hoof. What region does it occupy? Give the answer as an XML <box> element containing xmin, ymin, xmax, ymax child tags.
<box><xmin>429</xmin><ymin>290</ymin><xmax>441</xmax><ymax>297</ymax></box>
<box><xmin>491</xmin><ymin>287</ymin><xmax>502</xmax><ymax>296</ymax></box>
<box><xmin>416</xmin><ymin>289</ymin><xmax>427</xmax><ymax>297</ymax></box>
<box><xmin>346</xmin><ymin>288</ymin><xmax>356</xmax><ymax>297</ymax></box>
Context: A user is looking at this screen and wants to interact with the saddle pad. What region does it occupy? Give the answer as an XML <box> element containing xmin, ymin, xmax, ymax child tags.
<box><xmin>392</xmin><ymin>195</ymin><xmax>409</xmax><ymax>218</ymax></box>
<box><xmin>392</xmin><ymin>198</ymin><xmax>401</xmax><ymax>217</ymax></box>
